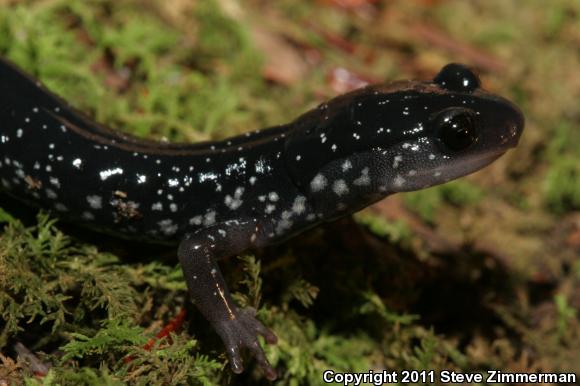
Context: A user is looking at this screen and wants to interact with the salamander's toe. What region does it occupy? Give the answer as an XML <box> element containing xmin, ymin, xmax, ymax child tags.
<box><xmin>213</xmin><ymin>307</ymin><xmax>278</xmax><ymax>380</ymax></box>
<box><xmin>240</xmin><ymin>307</ymin><xmax>278</xmax><ymax>344</ymax></box>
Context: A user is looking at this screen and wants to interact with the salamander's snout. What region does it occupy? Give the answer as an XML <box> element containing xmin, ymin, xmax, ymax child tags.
<box><xmin>481</xmin><ymin>94</ymin><xmax>525</xmax><ymax>151</ymax></box>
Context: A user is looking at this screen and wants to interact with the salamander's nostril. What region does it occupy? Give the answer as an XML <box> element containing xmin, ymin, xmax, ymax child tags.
<box><xmin>509</xmin><ymin>105</ymin><xmax>525</xmax><ymax>147</ymax></box>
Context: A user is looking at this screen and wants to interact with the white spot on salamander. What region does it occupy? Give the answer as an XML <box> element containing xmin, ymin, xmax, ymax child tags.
<box><xmin>46</xmin><ymin>189</ymin><xmax>58</xmax><ymax>199</ymax></box>
<box><xmin>86</xmin><ymin>195</ymin><xmax>103</xmax><ymax>209</ymax></box>
<box><xmin>276</xmin><ymin>217</ymin><xmax>294</xmax><ymax>234</ymax></box>
<box><xmin>49</xmin><ymin>177</ymin><xmax>60</xmax><ymax>188</ymax></box>
<box><xmin>353</xmin><ymin>167</ymin><xmax>371</xmax><ymax>186</ymax></box>
<box><xmin>158</xmin><ymin>219</ymin><xmax>178</xmax><ymax>236</ymax></box>
<box><xmin>189</xmin><ymin>215</ymin><xmax>202</xmax><ymax>225</ymax></box>
<box><xmin>81</xmin><ymin>211</ymin><xmax>95</xmax><ymax>220</ymax></box>
<box><xmin>332</xmin><ymin>180</ymin><xmax>349</xmax><ymax>196</ymax></box>
<box><xmin>204</xmin><ymin>211</ymin><xmax>216</xmax><ymax>226</ymax></box>
<box><xmin>393</xmin><ymin>155</ymin><xmax>403</xmax><ymax>169</ymax></box>
<box><xmin>54</xmin><ymin>203</ymin><xmax>68</xmax><ymax>212</ymax></box>
<box><xmin>99</xmin><ymin>167</ymin><xmax>123</xmax><ymax>181</ymax></box>
<box><xmin>310</xmin><ymin>174</ymin><xmax>327</xmax><ymax>192</ymax></box>
<box><xmin>342</xmin><ymin>160</ymin><xmax>352</xmax><ymax>171</ymax></box>
<box><xmin>224</xmin><ymin>187</ymin><xmax>245</xmax><ymax>210</ymax></box>
<box><xmin>393</xmin><ymin>175</ymin><xmax>406</xmax><ymax>188</ymax></box>
<box><xmin>292</xmin><ymin>195</ymin><xmax>307</xmax><ymax>214</ymax></box>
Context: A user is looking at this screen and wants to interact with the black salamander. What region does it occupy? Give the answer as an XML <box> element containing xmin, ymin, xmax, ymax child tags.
<box><xmin>0</xmin><ymin>59</ymin><xmax>524</xmax><ymax>379</ymax></box>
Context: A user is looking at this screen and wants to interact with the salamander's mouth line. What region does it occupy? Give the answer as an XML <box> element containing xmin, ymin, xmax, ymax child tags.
<box><xmin>459</xmin><ymin>147</ymin><xmax>509</xmax><ymax>166</ymax></box>
<box><xmin>457</xmin><ymin>149</ymin><xmax>506</xmax><ymax>169</ymax></box>
<box><xmin>410</xmin><ymin>148</ymin><xmax>508</xmax><ymax>182</ymax></box>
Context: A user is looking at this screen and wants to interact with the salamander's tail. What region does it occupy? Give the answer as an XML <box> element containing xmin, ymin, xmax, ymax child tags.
<box><xmin>0</xmin><ymin>57</ymin><xmax>143</xmax><ymax>145</ymax></box>
<box><xmin>0</xmin><ymin>57</ymin><xmax>121</xmax><ymax>142</ymax></box>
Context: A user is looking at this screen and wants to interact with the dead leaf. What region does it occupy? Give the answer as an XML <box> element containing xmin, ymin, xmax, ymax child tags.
<box><xmin>251</xmin><ymin>26</ymin><xmax>309</xmax><ymax>86</ymax></box>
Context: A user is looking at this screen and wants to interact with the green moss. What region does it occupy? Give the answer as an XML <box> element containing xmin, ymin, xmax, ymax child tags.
<box><xmin>404</xmin><ymin>189</ymin><xmax>442</xmax><ymax>224</ymax></box>
<box><xmin>554</xmin><ymin>294</ymin><xmax>577</xmax><ymax>340</ymax></box>
<box><xmin>544</xmin><ymin>157</ymin><xmax>580</xmax><ymax>213</ymax></box>
<box><xmin>355</xmin><ymin>212</ymin><xmax>413</xmax><ymax>245</ymax></box>
<box><xmin>194</xmin><ymin>0</ymin><xmax>262</xmax><ymax>78</ymax></box>
<box><xmin>0</xmin><ymin>207</ymin><xmax>15</xmax><ymax>223</ymax></box>
<box><xmin>25</xmin><ymin>368</ymin><xmax>125</xmax><ymax>386</ymax></box>
<box><xmin>0</xmin><ymin>212</ymin><xmax>226</xmax><ymax>384</ymax></box>
<box><xmin>60</xmin><ymin>321</ymin><xmax>148</xmax><ymax>361</ymax></box>
<box><xmin>358</xmin><ymin>292</ymin><xmax>418</xmax><ymax>325</ymax></box>
<box><xmin>543</xmin><ymin>121</ymin><xmax>580</xmax><ymax>213</ymax></box>
<box><xmin>0</xmin><ymin>214</ymin><xmax>133</xmax><ymax>347</ymax></box>
<box><xmin>404</xmin><ymin>181</ymin><xmax>484</xmax><ymax>223</ymax></box>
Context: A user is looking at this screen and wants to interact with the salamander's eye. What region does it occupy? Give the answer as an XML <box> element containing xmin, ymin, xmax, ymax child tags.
<box><xmin>434</xmin><ymin>63</ymin><xmax>480</xmax><ymax>93</ymax></box>
<box><xmin>435</xmin><ymin>108</ymin><xmax>478</xmax><ymax>152</ymax></box>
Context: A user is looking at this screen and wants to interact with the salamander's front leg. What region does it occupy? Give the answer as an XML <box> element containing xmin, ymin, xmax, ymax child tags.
<box><xmin>177</xmin><ymin>220</ymin><xmax>278</xmax><ymax>380</ymax></box>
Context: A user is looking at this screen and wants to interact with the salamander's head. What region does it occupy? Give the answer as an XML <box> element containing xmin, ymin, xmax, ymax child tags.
<box><xmin>284</xmin><ymin>63</ymin><xmax>524</xmax><ymax>214</ymax></box>
<box><xmin>365</xmin><ymin>62</ymin><xmax>525</xmax><ymax>192</ymax></box>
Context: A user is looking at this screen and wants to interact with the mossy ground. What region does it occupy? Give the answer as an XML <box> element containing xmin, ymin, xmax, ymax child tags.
<box><xmin>0</xmin><ymin>0</ymin><xmax>578</xmax><ymax>385</ymax></box>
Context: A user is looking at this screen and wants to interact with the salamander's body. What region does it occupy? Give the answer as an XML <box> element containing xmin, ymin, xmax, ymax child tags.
<box><xmin>0</xmin><ymin>59</ymin><xmax>524</xmax><ymax>379</ymax></box>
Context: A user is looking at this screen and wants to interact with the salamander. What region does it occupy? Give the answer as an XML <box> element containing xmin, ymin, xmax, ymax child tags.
<box><xmin>0</xmin><ymin>59</ymin><xmax>524</xmax><ymax>380</ymax></box>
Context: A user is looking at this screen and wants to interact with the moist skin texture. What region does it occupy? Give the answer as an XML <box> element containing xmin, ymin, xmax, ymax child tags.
<box><xmin>0</xmin><ymin>60</ymin><xmax>524</xmax><ymax>380</ymax></box>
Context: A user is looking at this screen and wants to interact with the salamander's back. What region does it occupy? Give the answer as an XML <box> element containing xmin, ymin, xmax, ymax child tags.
<box><xmin>0</xmin><ymin>59</ymin><xmax>46</xmax><ymax>109</ymax></box>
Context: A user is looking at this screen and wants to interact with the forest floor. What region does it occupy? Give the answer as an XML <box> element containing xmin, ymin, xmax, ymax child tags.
<box><xmin>0</xmin><ymin>0</ymin><xmax>578</xmax><ymax>385</ymax></box>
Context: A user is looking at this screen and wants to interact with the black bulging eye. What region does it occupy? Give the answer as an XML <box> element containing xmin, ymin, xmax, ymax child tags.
<box><xmin>435</xmin><ymin>109</ymin><xmax>478</xmax><ymax>152</ymax></box>
<box><xmin>434</xmin><ymin>63</ymin><xmax>481</xmax><ymax>93</ymax></box>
